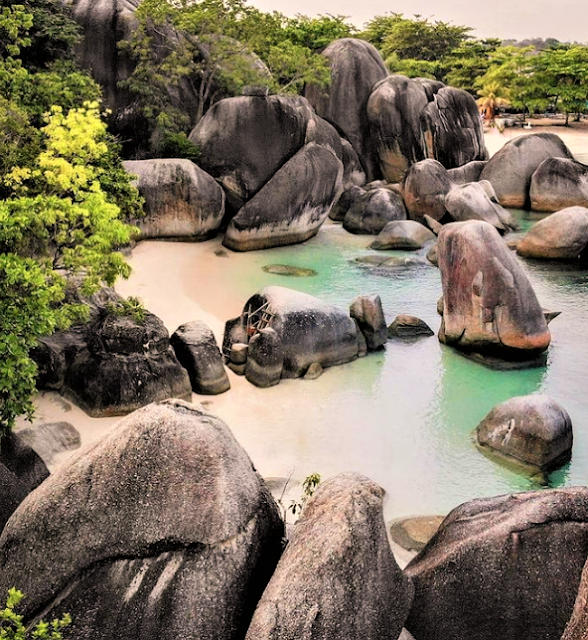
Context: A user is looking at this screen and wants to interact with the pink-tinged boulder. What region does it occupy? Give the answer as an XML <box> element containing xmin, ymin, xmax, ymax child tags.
<box><xmin>530</xmin><ymin>157</ymin><xmax>588</xmax><ymax>212</ymax></box>
<box><xmin>517</xmin><ymin>206</ymin><xmax>588</xmax><ymax>260</ymax></box>
<box><xmin>402</xmin><ymin>159</ymin><xmax>453</xmax><ymax>223</ymax></box>
<box><xmin>438</xmin><ymin>220</ymin><xmax>550</xmax><ymax>364</ymax></box>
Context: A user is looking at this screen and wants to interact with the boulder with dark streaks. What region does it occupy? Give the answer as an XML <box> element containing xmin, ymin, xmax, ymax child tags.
<box><xmin>343</xmin><ymin>187</ymin><xmax>407</xmax><ymax>234</ymax></box>
<box><xmin>530</xmin><ymin>157</ymin><xmax>588</xmax><ymax>212</ymax></box>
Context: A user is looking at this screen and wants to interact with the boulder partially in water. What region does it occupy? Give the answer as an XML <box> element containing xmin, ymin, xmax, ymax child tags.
<box><xmin>516</xmin><ymin>206</ymin><xmax>588</xmax><ymax>260</ymax></box>
<box><xmin>476</xmin><ymin>394</ymin><xmax>573</xmax><ymax>471</ymax></box>
<box><xmin>405</xmin><ymin>488</ymin><xmax>588</xmax><ymax>640</ymax></box>
<box><xmin>223</xmin><ymin>142</ymin><xmax>343</xmax><ymax>251</ymax></box>
<box><xmin>479</xmin><ymin>132</ymin><xmax>574</xmax><ymax>208</ymax></box>
<box><xmin>530</xmin><ymin>157</ymin><xmax>588</xmax><ymax>212</ymax></box>
<box><xmin>343</xmin><ymin>187</ymin><xmax>407</xmax><ymax>234</ymax></box>
<box><xmin>437</xmin><ymin>221</ymin><xmax>551</xmax><ymax>363</ymax></box>
<box><xmin>305</xmin><ymin>38</ymin><xmax>389</xmax><ymax>181</ymax></box>
<box><xmin>123</xmin><ymin>159</ymin><xmax>225</xmax><ymax>240</ymax></box>
<box><xmin>444</xmin><ymin>181</ymin><xmax>517</xmax><ymax>232</ymax></box>
<box><xmin>388</xmin><ymin>315</ymin><xmax>434</xmax><ymax>338</ymax></box>
<box><xmin>350</xmin><ymin>294</ymin><xmax>387</xmax><ymax>350</ymax></box>
<box><xmin>63</xmin><ymin>312</ymin><xmax>192</xmax><ymax>416</ymax></box>
<box><xmin>370</xmin><ymin>220</ymin><xmax>435</xmax><ymax>250</ymax></box>
<box><xmin>170</xmin><ymin>320</ymin><xmax>230</xmax><ymax>395</ymax></box>
<box><xmin>245</xmin><ymin>473</ymin><xmax>414</xmax><ymax>640</ymax></box>
<box><xmin>0</xmin><ymin>400</ymin><xmax>284</xmax><ymax>639</ymax></box>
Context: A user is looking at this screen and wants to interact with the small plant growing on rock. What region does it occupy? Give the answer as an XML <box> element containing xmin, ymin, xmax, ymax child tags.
<box><xmin>106</xmin><ymin>296</ymin><xmax>146</xmax><ymax>322</ymax></box>
<box><xmin>288</xmin><ymin>472</ymin><xmax>321</xmax><ymax>517</ymax></box>
<box><xmin>0</xmin><ymin>588</ymin><xmax>71</xmax><ymax>639</ymax></box>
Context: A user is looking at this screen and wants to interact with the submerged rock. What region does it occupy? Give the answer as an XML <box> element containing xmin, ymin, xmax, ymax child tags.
<box><xmin>516</xmin><ymin>206</ymin><xmax>588</xmax><ymax>260</ymax></box>
<box><xmin>405</xmin><ymin>487</ymin><xmax>588</xmax><ymax>640</ymax></box>
<box><xmin>438</xmin><ymin>221</ymin><xmax>550</xmax><ymax>363</ymax></box>
<box><xmin>476</xmin><ymin>394</ymin><xmax>573</xmax><ymax>471</ymax></box>
<box><xmin>0</xmin><ymin>400</ymin><xmax>284</xmax><ymax>639</ymax></box>
<box><xmin>245</xmin><ymin>473</ymin><xmax>414</xmax><ymax>640</ymax></box>
<box><xmin>262</xmin><ymin>264</ymin><xmax>318</xmax><ymax>277</ymax></box>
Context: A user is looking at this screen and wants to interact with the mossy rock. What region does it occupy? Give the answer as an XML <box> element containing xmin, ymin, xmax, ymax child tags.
<box><xmin>262</xmin><ymin>264</ymin><xmax>318</xmax><ymax>277</ymax></box>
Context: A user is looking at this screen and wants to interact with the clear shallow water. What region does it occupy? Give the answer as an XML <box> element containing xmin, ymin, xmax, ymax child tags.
<box><xmin>197</xmin><ymin>218</ymin><xmax>588</xmax><ymax>520</ymax></box>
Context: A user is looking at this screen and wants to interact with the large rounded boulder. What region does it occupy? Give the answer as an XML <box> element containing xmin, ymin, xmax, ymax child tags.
<box><xmin>402</xmin><ymin>159</ymin><xmax>453</xmax><ymax>223</ymax></box>
<box><xmin>245</xmin><ymin>473</ymin><xmax>414</xmax><ymax>640</ymax></box>
<box><xmin>305</xmin><ymin>38</ymin><xmax>389</xmax><ymax>181</ymax></box>
<box><xmin>370</xmin><ymin>220</ymin><xmax>435</xmax><ymax>250</ymax></box>
<box><xmin>530</xmin><ymin>157</ymin><xmax>588</xmax><ymax>212</ymax></box>
<box><xmin>223</xmin><ymin>142</ymin><xmax>343</xmax><ymax>251</ymax></box>
<box><xmin>476</xmin><ymin>394</ymin><xmax>573</xmax><ymax>471</ymax></box>
<box><xmin>444</xmin><ymin>181</ymin><xmax>517</xmax><ymax>232</ymax></box>
<box><xmin>479</xmin><ymin>133</ymin><xmax>574</xmax><ymax>208</ymax></box>
<box><xmin>516</xmin><ymin>206</ymin><xmax>588</xmax><ymax>260</ymax></box>
<box><xmin>343</xmin><ymin>187</ymin><xmax>407</xmax><ymax>234</ymax></box>
<box><xmin>438</xmin><ymin>221</ymin><xmax>550</xmax><ymax>363</ymax></box>
<box><xmin>63</xmin><ymin>312</ymin><xmax>192</xmax><ymax>416</ymax></box>
<box><xmin>405</xmin><ymin>488</ymin><xmax>588</xmax><ymax>640</ymax></box>
<box><xmin>0</xmin><ymin>400</ymin><xmax>284</xmax><ymax>639</ymax></box>
<box><xmin>123</xmin><ymin>159</ymin><xmax>225</xmax><ymax>240</ymax></box>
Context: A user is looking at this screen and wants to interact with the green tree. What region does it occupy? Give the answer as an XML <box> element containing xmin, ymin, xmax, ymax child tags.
<box><xmin>476</xmin><ymin>81</ymin><xmax>510</xmax><ymax>123</ymax></box>
<box><xmin>0</xmin><ymin>587</ymin><xmax>71</xmax><ymax>639</ymax></box>
<box><xmin>443</xmin><ymin>38</ymin><xmax>501</xmax><ymax>94</ymax></box>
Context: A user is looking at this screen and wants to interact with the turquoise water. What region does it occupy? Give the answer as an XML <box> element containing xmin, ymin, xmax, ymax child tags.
<box><xmin>206</xmin><ymin>219</ymin><xmax>588</xmax><ymax>518</ymax></box>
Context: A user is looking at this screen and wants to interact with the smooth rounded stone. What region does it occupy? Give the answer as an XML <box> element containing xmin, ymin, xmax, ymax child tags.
<box><xmin>0</xmin><ymin>400</ymin><xmax>284</xmax><ymax>638</ymax></box>
<box><xmin>230</xmin><ymin>343</ymin><xmax>249</xmax><ymax>365</ymax></box>
<box><xmin>224</xmin><ymin>142</ymin><xmax>343</xmax><ymax>251</ymax></box>
<box><xmin>438</xmin><ymin>221</ymin><xmax>551</xmax><ymax>362</ymax></box>
<box><xmin>404</xmin><ymin>487</ymin><xmax>588</xmax><ymax>640</ymax></box>
<box><xmin>444</xmin><ymin>181</ymin><xmax>517</xmax><ymax>232</ymax></box>
<box><xmin>123</xmin><ymin>159</ymin><xmax>225</xmax><ymax>240</ymax></box>
<box><xmin>402</xmin><ymin>159</ymin><xmax>453</xmax><ymax>223</ymax></box>
<box><xmin>426</xmin><ymin>243</ymin><xmax>438</xmax><ymax>266</ymax></box>
<box><xmin>420</xmin><ymin>87</ymin><xmax>488</xmax><ymax>169</ymax></box>
<box><xmin>447</xmin><ymin>160</ymin><xmax>487</xmax><ymax>184</ymax></box>
<box><xmin>329</xmin><ymin>185</ymin><xmax>365</xmax><ymax>221</ymax></box>
<box><xmin>353</xmin><ymin>319</ymin><xmax>368</xmax><ymax>357</ymax></box>
<box><xmin>63</xmin><ymin>312</ymin><xmax>192</xmax><ymax>416</ymax></box>
<box><xmin>190</xmin><ymin>95</ymin><xmax>332</xmax><ymax>210</ymax></box>
<box><xmin>261</xmin><ymin>264</ymin><xmax>318</xmax><ymax>277</ymax></box>
<box><xmin>303</xmin><ymin>362</ymin><xmax>324</xmax><ymax>380</ymax></box>
<box><xmin>350</xmin><ymin>294</ymin><xmax>387</xmax><ymax>350</ymax></box>
<box><xmin>305</xmin><ymin>38</ymin><xmax>389</xmax><ymax>181</ymax></box>
<box><xmin>367</xmin><ymin>75</ymin><xmax>430</xmax><ymax>183</ymax></box>
<box><xmin>531</xmin><ymin>157</ymin><xmax>588</xmax><ymax>212</ymax></box>
<box><xmin>370</xmin><ymin>220</ymin><xmax>435</xmax><ymax>250</ymax></box>
<box><xmin>476</xmin><ymin>394</ymin><xmax>573</xmax><ymax>471</ymax></box>
<box><xmin>389</xmin><ymin>516</ymin><xmax>445</xmax><ymax>552</ymax></box>
<box><xmin>343</xmin><ymin>188</ymin><xmax>407</xmax><ymax>235</ymax></box>
<box><xmin>516</xmin><ymin>206</ymin><xmax>588</xmax><ymax>260</ymax></box>
<box><xmin>479</xmin><ymin>132</ymin><xmax>574</xmax><ymax>208</ymax></box>
<box><xmin>237</xmin><ymin>287</ymin><xmax>359</xmax><ymax>378</ymax></box>
<box><xmin>341</xmin><ymin>138</ymin><xmax>367</xmax><ymax>189</ymax></box>
<box><xmin>170</xmin><ymin>320</ymin><xmax>230</xmax><ymax>395</ymax></box>
<box><xmin>388</xmin><ymin>315</ymin><xmax>434</xmax><ymax>338</ymax></box>
<box><xmin>245</xmin><ymin>328</ymin><xmax>284</xmax><ymax>388</ymax></box>
<box><xmin>355</xmin><ymin>255</ymin><xmax>428</xmax><ymax>269</ymax></box>
<box><xmin>245</xmin><ymin>473</ymin><xmax>414</xmax><ymax>640</ymax></box>
<box><xmin>16</xmin><ymin>422</ymin><xmax>81</xmax><ymax>466</ymax></box>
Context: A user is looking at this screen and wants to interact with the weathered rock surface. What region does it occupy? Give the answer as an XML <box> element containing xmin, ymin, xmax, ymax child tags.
<box><xmin>479</xmin><ymin>132</ymin><xmax>574</xmax><ymax>208</ymax></box>
<box><xmin>329</xmin><ymin>185</ymin><xmax>365</xmax><ymax>221</ymax></box>
<box><xmin>245</xmin><ymin>327</ymin><xmax>284</xmax><ymax>388</ymax></box>
<box><xmin>341</xmin><ymin>138</ymin><xmax>368</xmax><ymax>189</ymax></box>
<box><xmin>402</xmin><ymin>159</ymin><xmax>453</xmax><ymax>223</ymax></box>
<box><xmin>447</xmin><ymin>160</ymin><xmax>487</xmax><ymax>184</ymax></box>
<box><xmin>16</xmin><ymin>422</ymin><xmax>81</xmax><ymax>466</ymax></box>
<box><xmin>190</xmin><ymin>95</ymin><xmax>339</xmax><ymax>211</ymax></box>
<box><xmin>476</xmin><ymin>394</ymin><xmax>573</xmax><ymax>471</ymax></box>
<box><xmin>350</xmin><ymin>294</ymin><xmax>387</xmax><ymax>349</ymax></box>
<box><xmin>420</xmin><ymin>87</ymin><xmax>488</xmax><ymax>169</ymax></box>
<box><xmin>0</xmin><ymin>432</ymin><xmax>50</xmax><ymax>531</ymax></box>
<box><xmin>370</xmin><ymin>220</ymin><xmax>435</xmax><ymax>250</ymax></box>
<box><xmin>0</xmin><ymin>400</ymin><xmax>284</xmax><ymax>639</ymax></box>
<box><xmin>438</xmin><ymin>221</ymin><xmax>551</xmax><ymax>362</ymax></box>
<box><xmin>388</xmin><ymin>315</ymin><xmax>434</xmax><ymax>338</ymax></box>
<box><xmin>170</xmin><ymin>320</ymin><xmax>230</xmax><ymax>395</ymax></box>
<box><xmin>305</xmin><ymin>38</ymin><xmax>389</xmax><ymax>181</ymax></box>
<box><xmin>63</xmin><ymin>312</ymin><xmax>192</xmax><ymax>416</ymax></box>
<box><xmin>530</xmin><ymin>157</ymin><xmax>588</xmax><ymax>212</ymax></box>
<box><xmin>223</xmin><ymin>142</ymin><xmax>343</xmax><ymax>251</ymax></box>
<box><xmin>343</xmin><ymin>187</ymin><xmax>407</xmax><ymax>234</ymax></box>
<box><xmin>517</xmin><ymin>206</ymin><xmax>588</xmax><ymax>260</ymax></box>
<box><xmin>405</xmin><ymin>487</ymin><xmax>588</xmax><ymax>640</ymax></box>
<box><xmin>444</xmin><ymin>181</ymin><xmax>517</xmax><ymax>232</ymax></box>
<box><xmin>561</xmin><ymin>554</ymin><xmax>588</xmax><ymax>640</ymax></box>
<box><xmin>227</xmin><ymin>287</ymin><xmax>359</xmax><ymax>378</ymax></box>
<box><xmin>123</xmin><ymin>159</ymin><xmax>225</xmax><ymax>240</ymax></box>
<box><xmin>245</xmin><ymin>473</ymin><xmax>413</xmax><ymax>640</ymax></box>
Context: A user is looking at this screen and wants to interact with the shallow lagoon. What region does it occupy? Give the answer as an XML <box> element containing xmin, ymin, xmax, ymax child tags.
<box><xmin>182</xmin><ymin>215</ymin><xmax>588</xmax><ymax>520</ymax></box>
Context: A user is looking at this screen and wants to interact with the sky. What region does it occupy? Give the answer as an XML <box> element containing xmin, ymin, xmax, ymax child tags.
<box><xmin>248</xmin><ymin>0</ymin><xmax>588</xmax><ymax>43</ymax></box>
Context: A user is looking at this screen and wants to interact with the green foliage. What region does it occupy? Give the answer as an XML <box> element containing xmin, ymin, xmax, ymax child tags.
<box><xmin>106</xmin><ymin>296</ymin><xmax>146</xmax><ymax>323</ymax></box>
<box><xmin>443</xmin><ymin>39</ymin><xmax>501</xmax><ymax>94</ymax></box>
<box><xmin>384</xmin><ymin>53</ymin><xmax>439</xmax><ymax>80</ymax></box>
<box><xmin>280</xmin><ymin>14</ymin><xmax>355</xmax><ymax>52</ymax></box>
<box><xmin>156</xmin><ymin>132</ymin><xmax>201</xmax><ymax>162</ymax></box>
<box><xmin>0</xmin><ymin>587</ymin><xmax>71</xmax><ymax>639</ymax></box>
<box><xmin>288</xmin><ymin>473</ymin><xmax>321</xmax><ymax>516</ymax></box>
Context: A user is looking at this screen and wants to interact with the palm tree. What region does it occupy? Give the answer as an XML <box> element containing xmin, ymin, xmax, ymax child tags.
<box><xmin>476</xmin><ymin>82</ymin><xmax>511</xmax><ymax>124</ymax></box>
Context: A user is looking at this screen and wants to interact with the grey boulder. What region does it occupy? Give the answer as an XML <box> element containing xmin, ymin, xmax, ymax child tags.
<box><xmin>349</xmin><ymin>294</ymin><xmax>387</xmax><ymax>349</ymax></box>
<box><xmin>530</xmin><ymin>157</ymin><xmax>588</xmax><ymax>212</ymax></box>
<box><xmin>15</xmin><ymin>422</ymin><xmax>81</xmax><ymax>466</ymax></box>
<box><xmin>444</xmin><ymin>181</ymin><xmax>517</xmax><ymax>232</ymax></box>
<box><xmin>370</xmin><ymin>220</ymin><xmax>435</xmax><ymax>250</ymax></box>
<box><xmin>245</xmin><ymin>327</ymin><xmax>284</xmax><ymax>388</ymax></box>
<box><xmin>402</xmin><ymin>159</ymin><xmax>453</xmax><ymax>223</ymax></box>
<box><xmin>343</xmin><ymin>187</ymin><xmax>407</xmax><ymax>234</ymax></box>
<box><xmin>388</xmin><ymin>315</ymin><xmax>434</xmax><ymax>338</ymax></box>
